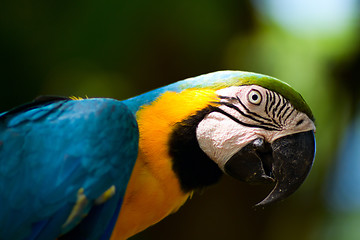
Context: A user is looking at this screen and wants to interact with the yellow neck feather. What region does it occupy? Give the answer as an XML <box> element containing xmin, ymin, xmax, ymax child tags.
<box><xmin>111</xmin><ymin>89</ymin><xmax>219</xmax><ymax>239</ymax></box>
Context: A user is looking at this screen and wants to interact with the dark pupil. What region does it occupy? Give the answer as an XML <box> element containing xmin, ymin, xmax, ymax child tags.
<box><xmin>252</xmin><ymin>94</ymin><xmax>258</xmax><ymax>101</ymax></box>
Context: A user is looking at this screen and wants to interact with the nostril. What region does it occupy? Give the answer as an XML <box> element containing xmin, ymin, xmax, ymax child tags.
<box><xmin>253</xmin><ymin>138</ymin><xmax>264</xmax><ymax>148</ymax></box>
<box><xmin>253</xmin><ymin>138</ymin><xmax>272</xmax><ymax>153</ymax></box>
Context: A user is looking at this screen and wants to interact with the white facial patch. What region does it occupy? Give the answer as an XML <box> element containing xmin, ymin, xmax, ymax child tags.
<box><xmin>196</xmin><ymin>111</ymin><xmax>263</xmax><ymax>170</ymax></box>
<box><xmin>196</xmin><ymin>85</ymin><xmax>316</xmax><ymax>171</ymax></box>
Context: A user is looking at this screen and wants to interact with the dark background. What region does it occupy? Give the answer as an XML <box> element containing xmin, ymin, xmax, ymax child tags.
<box><xmin>1</xmin><ymin>0</ymin><xmax>359</xmax><ymax>239</ymax></box>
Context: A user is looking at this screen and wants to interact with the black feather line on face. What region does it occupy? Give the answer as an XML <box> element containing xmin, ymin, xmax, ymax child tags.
<box><xmin>235</xmin><ymin>95</ymin><xmax>282</xmax><ymax>128</ymax></box>
<box><xmin>211</xmin><ymin>107</ymin><xmax>280</xmax><ymax>131</ymax></box>
<box><xmin>265</xmin><ymin>91</ymin><xmax>270</xmax><ymax>115</ymax></box>
<box><xmin>268</xmin><ymin>91</ymin><xmax>276</xmax><ymax>116</ymax></box>
<box><xmin>265</xmin><ymin>91</ymin><xmax>282</xmax><ymax>126</ymax></box>
<box><xmin>219</xmin><ymin>93</ymin><xmax>282</xmax><ymax>130</ymax></box>
<box><xmin>279</xmin><ymin>105</ymin><xmax>290</xmax><ymax>124</ymax></box>
<box><xmin>276</xmin><ymin>97</ymin><xmax>288</xmax><ymax>119</ymax></box>
<box><xmin>219</xmin><ymin>101</ymin><xmax>280</xmax><ymax>130</ymax></box>
<box><xmin>272</xmin><ymin>92</ymin><xmax>282</xmax><ymax>120</ymax></box>
<box><xmin>284</xmin><ymin>108</ymin><xmax>295</xmax><ymax>123</ymax></box>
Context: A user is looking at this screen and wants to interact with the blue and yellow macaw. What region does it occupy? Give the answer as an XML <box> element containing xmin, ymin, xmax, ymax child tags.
<box><xmin>0</xmin><ymin>71</ymin><xmax>316</xmax><ymax>239</ymax></box>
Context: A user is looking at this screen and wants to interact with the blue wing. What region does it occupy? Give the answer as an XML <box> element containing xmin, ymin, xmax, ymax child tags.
<box><xmin>0</xmin><ymin>97</ymin><xmax>139</xmax><ymax>240</ymax></box>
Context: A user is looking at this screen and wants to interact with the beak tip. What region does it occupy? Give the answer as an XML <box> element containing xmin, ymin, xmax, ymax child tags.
<box><xmin>254</xmin><ymin>184</ymin><xmax>282</xmax><ymax>207</ymax></box>
<box><xmin>255</xmin><ymin>130</ymin><xmax>316</xmax><ymax>207</ymax></box>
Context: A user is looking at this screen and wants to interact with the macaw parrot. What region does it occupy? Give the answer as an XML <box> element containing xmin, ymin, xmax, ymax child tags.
<box><xmin>0</xmin><ymin>71</ymin><xmax>316</xmax><ymax>240</ymax></box>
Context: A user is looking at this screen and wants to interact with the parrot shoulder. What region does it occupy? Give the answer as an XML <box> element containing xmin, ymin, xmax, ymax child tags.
<box><xmin>0</xmin><ymin>97</ymin><xmax>139</xmax><ymax>240</ymax></box>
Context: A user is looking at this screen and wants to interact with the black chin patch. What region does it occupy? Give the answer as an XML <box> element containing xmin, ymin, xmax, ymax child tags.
<box><xmin>168</xmin><ymin>106</ymin><xmax>223</xmax><ymax>193</ymax></box>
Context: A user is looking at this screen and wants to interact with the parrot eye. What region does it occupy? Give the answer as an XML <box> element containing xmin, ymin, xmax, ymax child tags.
<box><xmin>247</xmin><ymin>89</ymin><xmax>262</xmax><ymax>105</ymax></box>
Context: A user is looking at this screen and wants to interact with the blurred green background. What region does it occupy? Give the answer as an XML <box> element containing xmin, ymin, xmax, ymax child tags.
<box><xmin>1</xmin><ymin>0</ymin><xmax>359</xmax><ymax>239</ymax></box>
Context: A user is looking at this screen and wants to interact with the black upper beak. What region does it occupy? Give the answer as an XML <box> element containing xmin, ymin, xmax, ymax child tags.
<box><xmin>224</xmin><ymin>130</ymin><xmax>316</xmax><ymax>206</ymax></box>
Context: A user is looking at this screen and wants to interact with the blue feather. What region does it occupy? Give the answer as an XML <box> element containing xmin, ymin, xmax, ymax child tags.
<box><xmin>0</xmin><ymin>98</ymin><xmax>138</xmax><ymax>239</ymax></box>
<box><xmin>122</xmin><ymin>71</ymin><xmax>265</xmax><ymax>113</ymax></box>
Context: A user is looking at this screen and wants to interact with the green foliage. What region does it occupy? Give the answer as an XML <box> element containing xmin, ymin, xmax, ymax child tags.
<box><xmin>1</xmin><ymin>1</ymin><xmax>359</xmax><ymax>239</ymax></box>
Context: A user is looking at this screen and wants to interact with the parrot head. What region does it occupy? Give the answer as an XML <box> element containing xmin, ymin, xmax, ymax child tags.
<box><xmin>195</xmin><ymin>84</ymin><xmax>315</xmax><ymax>206</ymax></box>
<box><xmin>130</xmin><ymin>71</ymin><xmax>316</xmax><ymax>206</ymax></box>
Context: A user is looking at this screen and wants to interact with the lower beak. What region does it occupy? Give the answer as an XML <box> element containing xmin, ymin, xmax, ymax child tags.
<box><xmin>224</xmin><ymin>130</ymin><xmax>316</xmax><ymax>206</ymax></box>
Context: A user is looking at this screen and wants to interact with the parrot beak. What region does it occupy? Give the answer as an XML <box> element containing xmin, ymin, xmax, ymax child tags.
<box><xmin>224</xmin><ymin>130</ymin><xmax>315</xmax><ymax>206</ymax></box>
